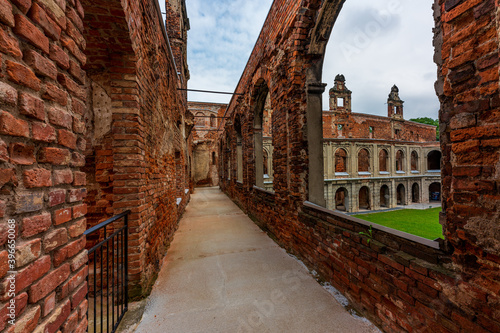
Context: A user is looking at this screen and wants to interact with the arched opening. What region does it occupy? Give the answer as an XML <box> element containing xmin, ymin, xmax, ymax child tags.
<box><xmin>252</xmin><ymin>80</ymin><xmax>269</xmax><ymax>188</ymax></box>
<box><xmin>397</xmin><ymin>184</ymin><xmax>406</xmax><ymax>205</ymax></box>
<box><xmin>427</xmin><ymin>150</ymin><xmax>441</xmax><ymax>171</ymax></box>
<box><xmin>195</xmin><ymin>112</ymin><xmax>205</xmax><ymax>127</ymax></box>
<box><xmin>380</xmin><ymin>185</ymin><xmax>389</xmax><ymax>208</ymax></box>
<box><xmin>235</xmin><ymin>117</ymin><xmax>243</xmax><ymax>182</ymax></box>
<box><xmin>411</xmin><ymin>151</ymin><xmax>419</xmax><ymax>171</ymax></box>
<box><xmin>358</xmin><ymin>148</ymin><xmax>370</xmax><ymax>173</ymax></box>
<box><xmin>379</xmin><ymin>149</ymin><xmax>388</xmax><ymax>172</ymax></box>
<box><xmin>210</xmin><ymin>114</ymin><xmax>217</xmax><ymax>128</ymax></box>
<box><xmin>212</xmin><ymin>152</ymin><xmax>216</xmax><ymax>165</ymax></box>
<box><xmin>429</xmin><ymin>182</ymin><xmax>441</xmax><ymax>202</ymax></box>
<box><xmin>335</xmin><ymin>148</ymin><xmax>348</xmax><ymax>173</ymax></box>
<box><xmin>359</xmin><ymin>186</ymin><xmax>371</xmax><ymax>210</ymax></box>
<box><xmin>396</xmin><ymin>150</ymin><xmax>405</xmax><ymax>172</ymax></box>
<box><xmin>335</xmin><ymin>187</ymin><xmax>349</xmax><ymax>211</ymax></box>
<box><xmin>412</xmin><ymin>183</ymin><xmax>420</xmax><ymax>203</ymax></box>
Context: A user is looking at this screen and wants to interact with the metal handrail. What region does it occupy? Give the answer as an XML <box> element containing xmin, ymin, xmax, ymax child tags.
<box><xmin>85</xmin><ymin>210</ymin><xmax>130</xmax><ymax>333</ymax></box>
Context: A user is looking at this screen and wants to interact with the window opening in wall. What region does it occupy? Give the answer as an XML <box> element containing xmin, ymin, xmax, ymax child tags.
<box><xmin>397</xmin><ymin>184</ymin><xmax>406</xmax><ymax>205</ymax></box>
<box><xmin>396</xmin><ymin>150</ymin><xmax>404</xmax><ymax>172</ymax></box>
<box><xmin>412</xmin><ymin>183</ymin><xmax>420</xmax><ymax>203</ymax></box>
<box><xmin>235</xmin><ymin>118</ymin><xmax>243</xmax><ymax>183</ymax></box>
<box><xmin>429</xmin><ymin>182</ymin><xmax>441</xmax><ymax>202</ymax></box>
<box><xmin>379</xmin><ymin>149</ymin><xmax>388</xmax><ymax>173</ymax></box>
<box><xmin>337</xmin><ymin>97</ymin><xmax>344</xmax><ymax>107</ymax></box>
<box><xmin>335</xmin><ymin>148</ymin><xmax>347</xmax><ymax>173</ymax></box>
<box><xmin>380</xmin><ymin>185</ymin><xmax>389</xmax><ymax>208</ymax></box>
<box><xmin>212</xmin><ymin>152</ymin><xmax>216</xmax><ymax>165</ymax></box>
<box><xmin>335</xmin><ymin>188</ymin><xmax>348</xmax><ymax>211</ymax></box>
<box><xmin>359</xmin><ymin>186</ymin><xmax>370</xmax><ymax>210</ymax></box>
<box><xmin>427</xmin><ymin>150</ymin><xmax>441</xmax><ymax>171</ymax></box>
<box><xmin>263</xmin><ymin>150</ymin><xmax>269</xmax><ymax>176</ymax></box>
<box><xmin>210</xmin><ymin>114</ymin><xmax>216</xmax><ymax>127</ymax></box>
<box><xmin>358</xmin><ymin>148</ymin><xmax>370</xmax><ymax>174</ymax></box>
<box><xmin>195</xmin><ymin>112</ymin><xmax>205</xmax><ymax>127</ymax></box>
<box><xmin>411</xmin><ymin>151</ymin><xmax>418</xmax><ymax>171</ymax></box>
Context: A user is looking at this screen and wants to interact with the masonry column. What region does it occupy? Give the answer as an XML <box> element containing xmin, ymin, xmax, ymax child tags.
<box><xmin>306</xmin><ymin>82</ymin><xmax>327</xmax><ymax>206</ymax></box>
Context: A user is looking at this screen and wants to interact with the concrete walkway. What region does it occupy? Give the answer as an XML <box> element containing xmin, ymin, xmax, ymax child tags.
<box><xmin>134</xmin><ymin>187</ymin><xmax>380</xmax><ymax>333</ymax></box>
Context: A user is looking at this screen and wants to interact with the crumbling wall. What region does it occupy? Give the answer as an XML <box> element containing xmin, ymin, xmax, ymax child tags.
<box><xmin>219</xmin><ymin>0</ymin><xmax>500</xmax><ymax>332</ymax></box>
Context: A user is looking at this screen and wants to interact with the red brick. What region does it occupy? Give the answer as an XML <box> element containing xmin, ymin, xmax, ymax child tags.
<box><xmin>29</xmin><ymin>263</ymin><xmax>70</xmax><ymax>303</ymax></box>
<box><xmin>77</xmin><ymin>299</ymin><xmax>87</xmax><ymax>320</ymax></box>
<box><xmin>19</xmin><ymin>92</ymin><xmax>45</xmax><ymax>120</ymax></box>
<box><xmin>11</xmin><ymin>256</ymin><xmax>50</xmax><ymax>294</ymax></box>
<box><xmin>9</xmin><ymin>142</ymin><xmax>35</xmax><ymax>165</ymax></box>
<box><xmin>11</xmin><ymin>0</ymin><xmax>31</xmax><ymax>14</ymax></box>
<box><xmin>62</xmin><ymin>310</ymin><xmax>78</xmax><ymax>333</ymax></box>
<box><xmin>47</xmin><ymin>106</ymin><xmax>72</xmax><ymax>129</ymax></box>
<box><xmin>43</xmin><ymin>292</ymin><xmax>56</xmax><ymax>316</ymax></box>
<box><xmin>42</xmin><ymin>228</ymin><xmax>68</xmax><ymax>252</ymax></box>
<box><xmin>53</xmin><ymin>207</ymin><xmax>71</xmax><ymax>225</ymax></box>
<box><xmin>0</xmin><ymin>111</ymin><xmax>29</xmax><ymax>137</ymax></box>
<box><xmin>72</xmin><ymin>116</ymin><xmax>85</xmax><ymax>134</ymax></box>
<box><xmin>69</xmin><ymin>60</ymin><xmax>85</xmax><ymax>84</ymax></box>
<box><xmin>68</xmin><ymin>218</ymin><xmax>85</xmax><ymax>238</ymax></box>
<box><xmin>39</xmin><ymin>147</ymin><xmax>71</xmax><ymax>165</ymax></box>
<box><xmin>0</xmin><ymin>292</ymin><xmax>27</xmax><ymax>330</ymax></box>
<box><xmin>0</xmin><ymin>0</ymin><xmax>15</xmax><ymax>27</ymax></box>
<box><xmin>15</xmin><ymin>192</ymin><xmax>43</xmax><ymax>213</ymax></box>
<box><xmin>70</xmin><ymin>282</ymin><xmax>87</xmax><ymax>309</ymax></box>
<box><xmin>70</xmin><ymin>251</ymin><xmax>86</xmax><ymax>272</ymax></box>
<box><xmin>48</xmin><ymin>189</ymin><xmax>65</xmax><ymax>206</ymax></box>
<box><xmin>0</xmin><ymin>200</ymin><xmax>5</xmax><ymax>217</ymax></box>
<box><xmin>70</xmin><ymin>151</ymin><xmax>85</xmax><ymax>167</ymax></box>
<box><xmin>72</xmin><ymin>98</ymin><xmax>85</xmax><ymax>115</ymax></box>
<box><xmin>53</xmin><ymin>169</ymin><xmax>73</xmax><ymax>185</ymax></box>
<box><xmin>68</xmin><ymin>188</ymin><xmax>86</xmax><ymax>202</ymax></box>
<box><xmin>57</xmin><ymin>73</ymin><xmax>85</xmax><ymax>99</ymax></box>
<box><xmin>15</xmin><ymin>238</ymin><xmax>41</xmax><ymax>267</ymax></box>
<box><xmin>0</xmin><ymin>168</ymin><xmax>16</xmax><ymax>187</ymax></box>
<box><xmin>66</xmin><ymin>19</ymin><xmax>84</xmax><ymax>49</ymax></box>
<box><xmin>49</xmin><ymin>43</ymin><xmax>69</xmax><ymax>69</ymax></box>
<box><xmin>22</xmin><ymin>212</ymin><xmax>52</xmax><ymax>237</ymax></box>
<box><xmin>53</xmin><ymin>237</ymin><xmax>85</xmax><ymax>267</ymax></box>
<box><xmin>32</xmin><ymin>122</ymin><xmax>56</xmax><ymax>142</ymax></box>
<box><xmin>72</xmin><ymin>203</ymin><xmax>86</xmax><ymax>218</ymax></box>
<box><xmin>0</xmin><ymin>250</ymin><xmax>7</xmax><ymax>279</ymax></box>
<box><xmin>73</xmin><ymin>171</ymin><xmax>86</xmax><ymax>186</ymax></box>
<box><xmin>13</xmin><ymin>14</ymin><xmax>49</xmax><ymax>53</ymax></box>
<box><xmin>58</xmin><ymin>129</ymin><xmax>77</xmax><ymax>149</ymax></box>
<box><xmin>38</xmin><ymin>300</ymin><xmax>71</xmax><ymax>333</ymax></box>
<box><xmin>42</xmin><ymin>82</ymin><xmax>68</xmax><ymax>106</ymax></box>
<box><xmin>7</xmin><ymin>305</ymin><xmax>40</xmax><ymax>333</ymax></box>
<box><xmin>61</xmin><ymin>35</ymin><xmax>85</xmax><ymax>65</ymax></box>
<box><xmin>23</xmin><ymin>49</ymin><xmax>57</xmax><ymax>79</ymax></box>
<box><xmin>0</xmin><ymin>81</ymin><xmax>18</xmax><ymax>106</ymax></box>
<box><xmin>0</xmin><ymin>26</ymin><xmax>22</xmax><ymax>58</ymax></box>
<box><xmin>28</xmin><ymin>2</ymin><xmax>61</xmax><ymax>40</ymax></box>
<box><xmin>66</xmin><ymin>6</ymin><xmax>83</xmax><ymax>31</ymax></box>
<box><xmin>23</xmin><ymin>168</ymin><xmax>52</xmax><ymax>188</ymax></box>
<box><xmin>0</xmin><ymin>139</ymin><xmax>7</xmax><ymax>162</ymax></box>
<box><xmin>6</xmin><ymin>60</ymin><xmax>41</xmax><ymax>91</ymax></box>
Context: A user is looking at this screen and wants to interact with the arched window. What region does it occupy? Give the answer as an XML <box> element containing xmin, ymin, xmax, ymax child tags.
<box><xmin>396</xmin><ymin>150</ymin><xmax>404</xmax><ymax>172</ymax></box>
<box><xmin>427</xmin><ymin>150</ymin><xmax>441</xmax><ymax>171</ymax></box>
<box><xmin>253</xmin><ymin>81</ymin><xmax>268</xmax><ymax>188</ymax></box>
<box><xmin>212</xmin><ymin>152</ymin><xmax>216</xmax><ymax>165</ymax></box>
<box><xmin>335</xmin><ymin>188</ymin><xmax>348</xmax><ymax>211</ymax></box>
<box><xmin>380</xmin><ymin>185</ymin><xmax>389</xmax><ymax>207</ymax></box>
<box><xmin>411</xmin><ymin>151</ymin><xmax>418</xmax><ymax>171</ymax></box>
<box><xmin>235</xmin><ymin>118</ymin><xmax>243</xmax><ymax>182</ymax></box>
<box><xmin>358</xmin><ymin>148</ymin><xmax>370</xmax><ymax>173</ymax></box>
<box><xmin>263</xmin><ymin>150</ymin><xmax>269</xmax><ymax>175</ymax></box>
<box><xmin>195</xmin><ymin>112</ymin><xmax>205</xmax><ymax>127</ymax></box>
<box><xmin>210</xmin><ymin>114</ymin><xmax>216</xmax><ymax>128</ymax></box>
<box><xmin>359</xmin><ymin>186</ymin><xmax>370</xmax><ymax>210</ymax></box>
<box><xmin>379</xmin><ymin>149</ymin><xmax>388</xmax><ymax>172</ymax></box>
<box><xmin>335</xmin><ymin>148</ymin><xmax>347</xmax><ymax>173</ymax></box>
<box><xmin>429</xmin><ymin>182</ymin><xmax>441</xmax><ymax>202</ymax></box>
<box><xmin>412</xmin><ymin>183</ymin><xmax>420</xmax><ymax>203</ymax></box>
<box><xmin>397</xmin><ymin>184</ymin><xmax>406</xmax><ymax>205</ymax></box>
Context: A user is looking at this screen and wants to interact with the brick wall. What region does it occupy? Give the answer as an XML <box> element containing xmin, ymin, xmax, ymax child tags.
<box><xmin>0</xmin><ymin>0</ymin><xmax>89</xmax><ymax>331</ymax></box>
<box><xmin>0</xmin><ymin>0</ymin><xmax>191</xmax><ymax>331</ymax></box>
<box><xmin>219</xmin><ymin>0</ymin><xmax>500</xmax><ymax>332</ymax></box>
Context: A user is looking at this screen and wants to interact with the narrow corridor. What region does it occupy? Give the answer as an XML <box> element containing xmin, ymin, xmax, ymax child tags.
<box><xmin>134</xmin><ymin>187</ymin><xmax>379</xmax><ymax>333</ymax></box>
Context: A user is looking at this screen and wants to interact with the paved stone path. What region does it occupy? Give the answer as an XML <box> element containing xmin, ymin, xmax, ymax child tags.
<box><xmin>134</xmin><ymin>187</ymin><xmax>380</xmax><ymax>333</ymax></box>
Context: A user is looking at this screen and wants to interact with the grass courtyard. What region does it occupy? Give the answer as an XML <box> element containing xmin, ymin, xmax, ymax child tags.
<box><xmin>352</xmin><ymin>207</ymin><xmax>443</xmax><ymax>240</ymax></box>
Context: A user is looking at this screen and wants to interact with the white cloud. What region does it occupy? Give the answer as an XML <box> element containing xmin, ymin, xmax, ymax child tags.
<box><xmin>184</xmin><ymin>0</ymin><xmax>439</xmax><ymax>120</ymax></box>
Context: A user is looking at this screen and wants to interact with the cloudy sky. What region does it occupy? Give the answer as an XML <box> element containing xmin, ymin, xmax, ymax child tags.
<box><xmin>168</xmin><ymin>0</ymin><xmax>439</xmax><ymax>120</ymax></box>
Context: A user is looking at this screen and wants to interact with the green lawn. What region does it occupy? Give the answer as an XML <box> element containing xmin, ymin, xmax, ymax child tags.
<box><xmin>352</xmin><ymin>207</ymin><xmax>442</xmax><ymax>240</ymax></box>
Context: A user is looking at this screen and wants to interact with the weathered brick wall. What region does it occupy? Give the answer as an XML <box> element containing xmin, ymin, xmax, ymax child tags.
<box><xmin>219</xmin><ymin>0</ymin><xmax>500</xmax><ymax>332</ymax></box>
<box><xmin>0</xmin><ymin>0</ymin><xmax>89</xmax><ymax>331</ymax></box>
<box><xmin>81</xmin><ymin>0</ymin><xmax>191</xmax><ymax>298</ymax></box>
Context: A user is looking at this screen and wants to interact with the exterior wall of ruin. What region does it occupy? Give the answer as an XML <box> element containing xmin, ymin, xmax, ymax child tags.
<box><xmin>0</xmin><ymin>0</ymin><xmax>191</xmax><ymax>331</ymax></box>
<box><xmin>219</xmin><ymin>0</ymin><xmax>500</xmax><ymax>332</ymax></box>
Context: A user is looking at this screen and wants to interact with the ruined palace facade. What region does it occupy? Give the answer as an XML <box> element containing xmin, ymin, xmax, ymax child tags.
<box><xmin>323</xmin><ymin>76</ymin><xmax>441</xmax><ymax>212</ymax></box>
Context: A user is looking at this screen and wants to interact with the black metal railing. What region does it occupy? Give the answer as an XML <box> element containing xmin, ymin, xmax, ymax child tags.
<box><xmin>85</xmin><ymin>210</ymin><xmax>130</xmax><ymax>333</ymax></box>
